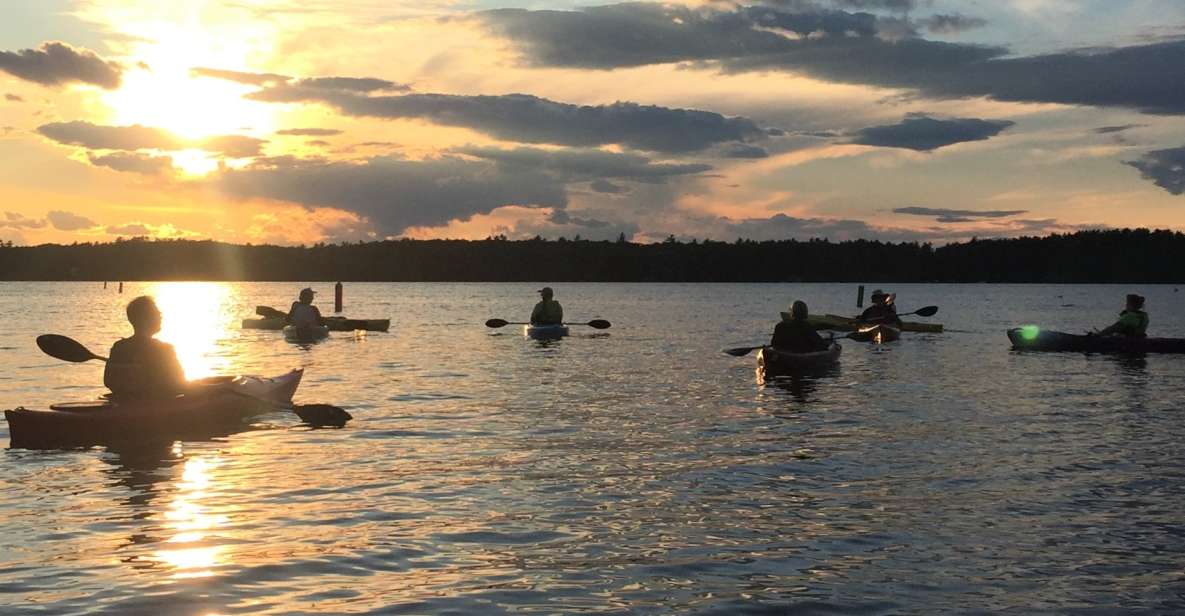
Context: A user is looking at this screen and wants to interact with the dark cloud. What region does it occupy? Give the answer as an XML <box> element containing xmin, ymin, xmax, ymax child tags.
<box><xmin>1126</xmin><ymin>147</ymin><xmax>1185</xmax><ymax>195</ymax></box>
<box><xmin>0</xmin><ymin>41</ymin><xmax>122</xmax><ymax>89</ymax></box>
<box><xmin>276</xmin><ymin>128</ymin><xmax>342</xmax><ymax>136</ymax></box>
<box><xmin>306</xmin><ymin>139</ymin><xmax>331</xmax><ymax>147</ymax></box>
<box><xmin>38</xmin><ymin>121</ymin><xmax>180</xmax><ymax>150</ymax></box>
<box><xmin>893</xmin><ymin>207</ymin><xmax>1028</xmax><ymax>221</ymax></box>
<box><xmin>455</xmin><ymin>145</ymin><xmax>712</xmax><ymax>182</ymax></box>
<box><xmin>46</xmin><ymin>210</ymin><xmax>96</xmax><ymax>231</ymax></box>
<box><xmin>829</xmin><ymin>0</ymin><xmax>916</xmax><ymax>11</ymax></box>
<box><xmin>482</xmin><ymin>4</ymin><xmax>1185</xmax><ymax>115</ymax></box>
<box><xmin>87</xmin><ymin>152</ymin><xmax>174</xmax><ymax>175</ymax></box>
<box><xmin>721</xmin><ymin>143</ymin><xmax>770</xmax><ymax>158</ymax></box>
<box><xmin>297</xmin><ymin>77</ymin><xmax>410</xmax><ymax>93</ymax></box>
<box><xmin>590</xmin><ymin>179</ymin><xmax>628</xmax><ymax>194</ymax></box>
<box><xmin>923</xmin><ymin>14</ymin><xmax>988</xmax><ymax>34</ymax></box>
<box><xmin>247</xmin><ymin>87</ymin><xmax>765</xmax><ymax>153</ymax></box>
<box><xmin>190</xmin><ymin>67</ymin><xmax>289</xmax><ymax>85</ymax></box>
<box><xmin>1092</xmin><ymin>124</ymin><xmax>1145</xmax><ymax>134</ymax></box>
<box><xmin>4</xmin><ymin>93</ymin><xmax>23</xmax><ymax>102</ymax></box>
<box><xmin>37</xmin><ymin>121</ymin><xmax>265</xmax><ymax>157</ymax></box>
<box><xmin>851</xmin><ymin>115</ymin><xmax>1014</xmax><ymax>151</ymax></box>
<box><xmin>216</xmin><ymin>155</ymin><xmax>567</xmax><ymax>235</ymax></box>
<box><xmin>746</xmin><ymin>6</ymin><xmax>878</xmax><ymax>37</ymax></box>
<box><xmin>2</xmin><ymin>212</ymin><xmax>47</xmax><ymax>229</ymax></box>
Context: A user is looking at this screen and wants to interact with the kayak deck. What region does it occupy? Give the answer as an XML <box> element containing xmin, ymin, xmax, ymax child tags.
<box><xmin>1007</xmin><ymin>328</ymin><xmax>1185</xmax><ymax>354</ymax></box>
<box><xmin>758</xmin><ymin>343</ymin><xmax>842</xmax><ymax>377</ymax></box>
<box><xmin>524</xmin><ymin>324</ymin><xmax>569</xmax><ymax>339</ymax></box>
<box><xmin>807</xmin><ymin>313</ymin><xmax>942</xmax><ymax>333</ymax></box>
<box><xmin>5</xmin><ymin>370</ymin><xmax>303</xmax><ymax>449</ymax></box>
<box><xmin>850</xmin><ymin>324</ymin><xmax>901</xmax><ymax>344</ymax></box>
<box><xmin>284</xmin><ymin>325</ymin><xmax>330</xmax><ymax>343</ymax></box>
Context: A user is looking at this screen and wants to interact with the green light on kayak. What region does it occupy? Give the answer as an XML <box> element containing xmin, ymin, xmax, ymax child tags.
<box><xmin>1019</xmin><ymin>325</ymin><xmax>1040</xmax><ymax>341</ymax></box>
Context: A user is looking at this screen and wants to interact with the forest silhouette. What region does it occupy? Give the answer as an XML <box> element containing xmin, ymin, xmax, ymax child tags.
<box><xmin>0</xmin><ymin>228</ymin><xmax>1181</xmax><ymax>282</ymax></box>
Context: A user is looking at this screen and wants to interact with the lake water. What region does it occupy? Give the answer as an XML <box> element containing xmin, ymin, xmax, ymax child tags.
<box><xmin>2</xmin><ymin>282</ymin><xmax>1184</xmax><ymax>614</ymax></box>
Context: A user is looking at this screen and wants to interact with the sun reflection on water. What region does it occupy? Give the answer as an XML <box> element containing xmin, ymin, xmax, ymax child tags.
<box><xmin>154</xmin><ymin>455</ymin><xmax>229</xmax><ymax>579</ymax></box>
<box><xmin>142</xmin><ymin>282</ymin><xmax>240</xmax><ymax>379</ymax></box>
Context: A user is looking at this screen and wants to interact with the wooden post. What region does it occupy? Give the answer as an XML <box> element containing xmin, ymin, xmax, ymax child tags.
<box><xmin>334</xmin><ymin>281</ymin><xmax>343</xmax><ymax>313</ymax></box>
<box><xmin>118</xmin><ymin>282</ymin><xmax>123</xmax><ymax>294</ymax></box>
<box><xmin>856</xmin><ymin>285</ymin><xmax>864</xmax><ymax>308</ymax></box>
<box><xmin>103</xmin><ymin>281</ymin><xmax>107</xmax><ymax>289</ymax></box>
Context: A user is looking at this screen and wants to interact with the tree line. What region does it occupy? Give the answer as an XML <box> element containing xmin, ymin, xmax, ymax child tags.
<box><xmin>0</xmin><ymin>228</ymin><xmax>1182</xmax><ymax>282</ymax></box>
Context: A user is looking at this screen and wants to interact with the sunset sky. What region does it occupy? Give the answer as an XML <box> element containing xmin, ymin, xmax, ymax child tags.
<box><xmin>2</xmin><ymin>0</ymin><xmax>1183</xmax><ymax>245</ymax></box>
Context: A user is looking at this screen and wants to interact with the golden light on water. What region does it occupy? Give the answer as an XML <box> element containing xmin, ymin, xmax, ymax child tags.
<box><xmin>146</xmin><ymin>282</ymin><xmax>239</xmax><ymax>379</ymax></box>
<box><xmin>154</xmin><ymin>456</ymin><xmax>229</xmax><ymax>579</ymax></box>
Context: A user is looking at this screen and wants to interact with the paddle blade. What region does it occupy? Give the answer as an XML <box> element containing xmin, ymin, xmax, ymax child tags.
<box><xmin>485</xmin><ymin>318</ymin><xmax>510</xmax><ymax>328</ymax></box>
<box><xmin>723</xmin><ymin>346</ymin><xmax>760</xmax><ymax>357</ymax></box>
<box><xmin>294</xmin><ymin>404</ymin><xmax>352</xmax><ymax>427</ymax></box>
<box><xmin>913</xmin><ymin>305</ymin><xmax>939</xmax><ymax>317</ymax></box>
<box><xmin>256</xmin><ymin>305</ymin><xmax>287</xmax><ymax>319</ymax></box>
<box><xmin>37</xmin><ymin>334</ymin><xmax>102</xmax><ymax>363</ymax></box>
<box><xmin>587</xmin><ymin>319</ymin><xmax>612</xmax><ymax>329</ymax></box>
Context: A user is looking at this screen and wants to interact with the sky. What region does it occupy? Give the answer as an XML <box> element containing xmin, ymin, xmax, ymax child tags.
<box><xmin>1</xmin><ymin>0</ymin><xmax>1183</xmax><ymax>245</ymax></box>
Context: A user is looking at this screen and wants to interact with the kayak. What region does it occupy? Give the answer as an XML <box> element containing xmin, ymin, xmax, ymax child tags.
<box><xmin>244</xmin><ymin>317</ymin><xmax>390</xmax><ymax>332</ymax></box>
<box><xmin>805</xmin><ymin>313</ymin><xmax>942</xmax><ymax>333</ymax></box>
<box><xmin>4</xmin><ymin>370</ymin><xmax>303</xmax><ymax>449</ymax></box>
<box><xmin>284</xmin><ymin>325</ymin><xmax>330</xmax><ymax>342</ymax></box>
<box><xmin>850</xmin><ymin>324</ymin><xmax>901</xmax><ymax>343</ymax></box>
<box><xmin>758</xmin><ymin>343</ymin><xmax>842</xmax><ymax>376</ymax></box>
<box><xmin>524</xmin><ymin>324</ymin><xmax>569</xmax><ymax>339</ymax></box>
<box><xmin>1007</xmin><ymin>327</ymin><xmax>1185</xmax><ymax>354</ymax></box>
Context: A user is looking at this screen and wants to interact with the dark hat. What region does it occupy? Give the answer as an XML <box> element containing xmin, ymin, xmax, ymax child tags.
<box><xmin>537</xmin><ymin>287</ymin><xmax>554</xmax><ymax>295</ymax></box>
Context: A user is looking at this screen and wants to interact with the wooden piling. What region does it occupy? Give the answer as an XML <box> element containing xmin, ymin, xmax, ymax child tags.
<box><xmin>334</xmin><ymin>281</ymin><xmax>343</xmax><ymax>313</ymax></box>
<box><xmin>856</xmin><ymin>285</ymin><xmax>864</xmax><ymax>308</ymax></box>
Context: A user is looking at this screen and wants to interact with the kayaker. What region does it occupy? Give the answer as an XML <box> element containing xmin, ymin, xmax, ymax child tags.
<box><xmin>1096</xmin><ymin>294</ymin><xmax>1149</xmax><ymax>337</ymax></box>
<box><xmin>103</xmin><ymin>296</ymin><xmax>187</xmax><ymax>400</ymax></box>
<box><xmin>857</xmin><ymin>289</ymin><xmax>903</xmax><ymax>327</ymax></box>
<box><xmin>288</xmin><ymin>287</ymin><xmax>323</xmax><ymax>328</ymax></box>
<box><xmin>530</xmin><ymin>287</ymin><xmax>563</xmax><ymax>325</ymax></box>
<box><xmin>771</xmin><ymin>301</ymin><xmax>830</xmax><ymax>352</ymax></box>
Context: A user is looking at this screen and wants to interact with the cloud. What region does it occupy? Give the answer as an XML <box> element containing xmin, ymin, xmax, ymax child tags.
<box><xmin>481</xmin><ymin>4</ymin><xmax>1185</xmax><ymax>115</ymax></box>
<box><xmin>922</xmin><ymin>14</ymin><xmax>988</xmax><ymax>34</ymax></box>
<box><xmin>1092</xmin><ymin>124</ymin><xmax>1145</xmax><ymax>134</ymax></box>
<box><xmin>4</xmin><ymin>93</ymin><xmax>23</xmax><ymax>102</ymax></box>
<box><xmin>247</xmin><ymin>86</ymin><xmax>766</xmax><ymax>153</ymax></box>
<box><xmin>850</xmin><ymin>115</ymin><xmax>1014</xmax><ymax>151</ymax></box>
<box><xmin>87</xmin><ymin>152</ymin><xmax>174</xmax><ymax>175</ymax></box>
<box><xmin>2</xmin><ymin>212</ymin><xmax>47</xmax><ymax>229</ymax></box>
<box><xmin>106</xmin><ymin>223</ymin><xmax>150</xmax><ymax>235</ymax></box>
<box><xmin>1126</xmin><ymin>147</ymin><xmax>1185</xmax><ymax>195</ymax></box>
<box><xmin>37</xmin><ymin>121</ymin><xmax>265</xmax><ymax>157</ymax></box>
<box><xmin>38</xmin><ymin>121</ymin><xmax>180</xmax><ymax>150</ymax></box>
<box><xmin>0</xmin><ymin>41</ymin><xmax>122</xmax><ymax>89</ymax></box>
<box><xmin>455</xmin><ymin>145</ymin><xmax>712</xmax><ymax>182</ymax></box>
<box><xmin>276</xmin><ymin>128</ymin><xmax>342</xmax><ymax>136</ymax></box>
<box><xmin>721</xmin><ymin>143</ymin><xmax>770</xmax><ymax>158</ymax></box>
<box><xmin>216</xmin><ymin>155</ymin><xmax>568</xmax><ymax>235</ymax></box>
<box><xmin>46</xmin><ymin>210</ymin><xmax>96</xmax><ymax>231</ymax></box>
<box><xmin>296</xmin><ymin>77</ymin><xmax>410</xmax><ymax>93</ymax></box>
<box><xmin>590</xmin><ymin>179</ymin><xmax>627</xmax><ymax>194</ymax></box>
<box><xmin>892</xmin><ymin>207</ymin><xmax>1028</xmax><ymax>221</ymax></box>
<box><xmin>190</xmin><ymin>67</ymin><xmax>289</xmax><ymax>85</ymax></box>
<box><xmin>829</xmin><ymin>0</ymin><xmax>916</xmax><ymax>11</ymax></box>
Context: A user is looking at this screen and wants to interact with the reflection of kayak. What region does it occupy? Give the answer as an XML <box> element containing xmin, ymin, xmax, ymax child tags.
<box><xmin>284</xmin><ymin>325</ymin><xmax>330</xmax><ymax>342</ymax></box>
<box><xmin>524</xmin><ymin>324</ymin><xmax>569</xmax><ymax>339</ymax></box>
<box><xmin>850</xmin><ymin>324</ymin><xmax>900</xmax><ymax>343</ymax></box>
<box><xmin>1007</xmin><ymin>327</ymin><xmax>1185</xmax><ymax>354</ymax></box>
<box><xmin>758</xmin><ymin>343</ymin><xmax>842</xmax><ymax>376</ymax></box>
<box><xmin>4</xmin><ymin>370</ymin><xmax>304</xmax><ymax>449</ymax></box>
<box><xmin>805</xmin><ymin>313</ymin><xmax>942</xmax><ymax>333</ymax></box>
<box><xmin>244</xmin><ymin>317</ymin><xmax>390</xmax><ymax>332</ymax></box>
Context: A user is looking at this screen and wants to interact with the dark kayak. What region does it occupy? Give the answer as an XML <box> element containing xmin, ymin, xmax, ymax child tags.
<box><xmin>849</xmin><ymin>324</ymin><xmax>900</xmax><ymax>343</ymax></box>
<box><xmin>4</xmin><ymin>370</ymin><xmax>303</xmax><ymax>449</ymax></box>
<box><xmin>758</xmin><ymin>343</ymin><xmax>842</xmax><ymax>376</ymax></box>
<box><xmin>1007</xmin><ymin>327</ymin><xmax>1185</xmax><ymax>354</ymax></box>
<box><xmin>244</xmin><ymin>317</ymin><xmax>390</xmax><ymax>332</ymax></box>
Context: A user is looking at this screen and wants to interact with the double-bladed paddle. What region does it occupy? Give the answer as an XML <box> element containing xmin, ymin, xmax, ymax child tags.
<box><xmin>722</xmin><ymin>306</ymin><xmax>939</xmax><ymax>357</ymax></box>
<box><xmin>35</xmin><ymin>334</ymin><xmax>350</xmax><ymax>427</ymax></box>
<box><xmin>485</xmin><ymin>318</ymin><xmax>612</xmax><ymax>329</ymax></box>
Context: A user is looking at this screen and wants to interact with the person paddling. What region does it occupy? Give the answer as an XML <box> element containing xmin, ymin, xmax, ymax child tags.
<box><xmin>288</xmin><ymin>287</ymin><xmax>324</xmax><ymax>328</ymax></box>
<box><xmin>103</xmin><ymin>296</ymin><xmax>187</xmax><ymax>400</ymax></box>
<box><xmin>857</xmin><ymin>289</ymin><xmax>903</xmax><ymax>327</ymax></box>
<box><xmin>530</xmin><ymin>287</ymin><xmax>563</xmax><ymax>325</ymax></box>
<box><xmin>772</xmin><ymin>301</ymin><xmax>830</xmax><ymax>352</ymax></box>
<box><xmin>1096</xmin><ymin>294</ymin><xmax>1148</xmax><ymax>337</ymax></box>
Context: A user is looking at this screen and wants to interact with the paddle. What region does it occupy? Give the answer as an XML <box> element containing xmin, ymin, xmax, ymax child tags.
<box><xmin>485</xmin><ymin>318</ymin><xmax>612</xmax><ymax>329</ymax></box>
<box><xmin>256</xmin><ymin>305</ymin><xmax>287</xmax><ymax>319</ymax></box>
<box><xmin>35</xmin><ymin>334</ymin><xmax>350</xmax><ymax>426</ymax></box>
<box><xmin>900</xmin><ymin>305</ymin><xmax>939</xmax><ymax>318</ymax></box>
<box><xmin>723</xmin><ymin>330</ymin><xmax>866</xmax><ymax>357</ymax></box>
